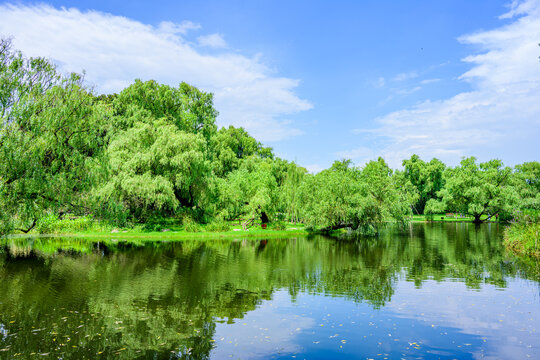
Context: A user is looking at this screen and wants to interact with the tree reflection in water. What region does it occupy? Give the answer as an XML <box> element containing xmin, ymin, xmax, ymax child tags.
<box><xmin>0</xmin><ymin>223</ymin><xmax>537</xmax><ymax>359</ymax></box>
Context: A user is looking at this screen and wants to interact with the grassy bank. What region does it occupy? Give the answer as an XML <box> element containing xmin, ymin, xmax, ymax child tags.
<box><xmin>63</xmin><ymin>226</ymin><xmax>309</xmax><ymax>241</ymax></box>
<box><xmin>23</xmin><ymin>215</ymin><xmax>310</xmax><ymax>240</ymax></box>
<box><xmin>504</xmin><ymin>223</ymin><xmax>540</xmax><ymax>258</ymax></box>
<box><xmin>8</xmin><ymin>213</ymin><xmax>496</xmax><ymax>241</ymax></box>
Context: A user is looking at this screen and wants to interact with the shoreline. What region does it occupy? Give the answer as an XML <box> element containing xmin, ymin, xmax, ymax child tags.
<box><xmin>504</xmin><ymin>222</ymin><xmax>540</xmax><ymax>259</ymax></box>
<box><xmin>5</xmin><ymin>217</ymin><xmax>505</xmax><ymax>242</ymax></box>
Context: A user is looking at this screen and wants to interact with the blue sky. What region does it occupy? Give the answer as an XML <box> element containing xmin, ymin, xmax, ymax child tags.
<box><xmin>1</xmin><ymin>0</ymin><xmax>539</xmax><ymax>170</ymax></box>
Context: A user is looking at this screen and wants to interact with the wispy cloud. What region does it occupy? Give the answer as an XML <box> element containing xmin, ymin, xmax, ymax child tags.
<box><xmin>197</xmin><ymin>33</ymin><xmax>227</xmax><ymax>48</ymax></box>
<box><xmin>393</xmin><ymin>71</ymin><xmax>419</xmax><ymax>81</ymax></box>
<box><xmin>420</xmin><ymin>78</ymin><xmax>441</xmax><ymax>85</ymax></box>
<box><xmin>350</xmin><ymin>0</ymin><xmax>540</xmax><ymax>167</ymax></box>
<box><xmin>373</xmin><ymin>77</ymin><xmax>385</xmax><ymax>88</ymax></box>
<box><xmin>394</xmin><ymin>86</ymin><xmax>422</xmax><ymax>95</ymax></box>
<box><xmin>0</xmin><ymin>4</ymin><xmax>312</xmax><ymax>142</ymax></box>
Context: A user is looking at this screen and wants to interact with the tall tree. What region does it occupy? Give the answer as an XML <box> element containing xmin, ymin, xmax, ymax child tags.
<box><xmin>0</xmin><ymin>38</ymin><xmax>59</xmax><ymax>121</ymax></box>
<box><xmin>96</xmin><ymin>119</ymin><xmax>212</xmax><ymax>222</ymax></box>
<box><xmin>210</xmin><ymin>126</ymin><xmax>273</xmax><ymax>177</ymax></box>
<box><xmin>112</xmin><ymin>79</ymin><xmax>218</xmax><ymax>141</ymax></box>
<box><xmin>425</xmin><ymin>157</ymin><xmax>518</xmax><ymax>223</ymax></box>
<box><xmin>0</xmin><ymin>74</ymin><xmax>109</xmax><ymax>233</ymax></box>
<box><xmin>299</xmin><ymin>158</ymin><xmax>412</xmax><ymax>234</ymax></box>
<box><xmin>402</xmin><ymin>154</ymin><xmax>445</xmax><ymax>214</ymax></box>
<box><xmin>280</xmin><ymin>162</ymin><xmax>307</xmax><ymax>223</ymax></box>
<box><xmin>513</xmin><ymin>161</ymin><xmax>540</xmax><ymax>211</ymax></box>
<box><xmin>216</xmin><ymin>158</ymin><xmax>278</xmax><ymax>223</ymax></box>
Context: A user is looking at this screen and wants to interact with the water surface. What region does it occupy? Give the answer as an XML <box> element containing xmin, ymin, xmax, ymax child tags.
<box><xmin>0</xmin><ymin>223</ymin><xmax>539</xmax><ymax>359</ymax></box>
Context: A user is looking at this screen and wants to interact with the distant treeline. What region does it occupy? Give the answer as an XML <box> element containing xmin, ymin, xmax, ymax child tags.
<box><xmin>1</xmin><ymin>39</ymin><xmax>538</xmax><ymax>235</ymax></box>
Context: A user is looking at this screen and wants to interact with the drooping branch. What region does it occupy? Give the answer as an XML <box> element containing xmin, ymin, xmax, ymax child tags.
<box><xmin>320</xmin><ymin>223</ymin><xmax>354</xmax><ymax>232</ymax></box>
<box><xmin>15</xmin><ymin>218</ymin><xmax>37</xmax><ymax>233</ymax></box>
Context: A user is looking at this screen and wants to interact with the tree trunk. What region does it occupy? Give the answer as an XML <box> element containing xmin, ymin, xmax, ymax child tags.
<box><xmin>472</xmin><ymin>214</ymin><xmax>483</xmax><ymax>224</ymax></box>
<box><xmin>320</xmin><ymin>223</ymin><xmax>353</xmax><ymax>232</ymax></box>
<box><xmin>15</xmin><ymin>218</ymin><xmax>37</xmax><ymax>233</ymax></box>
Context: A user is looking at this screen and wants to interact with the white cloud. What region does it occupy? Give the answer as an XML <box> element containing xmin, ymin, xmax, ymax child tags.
<box><xmin>158</xmin><ymin>20</ymin><xmax>201</xmax><ymax>35</ymax></box>
<box><xmin>393</xmin><ymin>71</ymin><xmax>418</xmax><ymax>81</ymax></box>
<box><xmin>500</xmin><ymin>0</ymin><xmax>540</xmax><ymax>18</ymax></box>
<box><xmin>197</xmin><ymin>33</ymin><xmax>227</xmax><ymax>48</ymax></box>
<box><xmin>352</xmin><ymin>0</ymin><xmax>540</xmax><ymax>167</ymax></box>
<box><xmin>420</xmin><ymin>78</ymin><xmax>441</xmax><ymax>85</ymax></box>
<box><xmin>394</xmin><ymin>86</ymin><xmax>422</xmax><ymax>95</ymax></box>
<box><xmin>0</xmin><ymin>4</ymin><xmax>312</xmax><ymax>142</ymax></box>
<box><xmin>210</xmin><ymin>291</ymin><xmax>316</xmax><ymax>359</ymax></box>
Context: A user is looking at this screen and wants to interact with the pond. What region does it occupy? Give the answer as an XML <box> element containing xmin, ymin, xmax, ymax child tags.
<box><xmin>0</xmin><ymin>223</ymin><xmax>539</xmax><ymax>359</ymax></box>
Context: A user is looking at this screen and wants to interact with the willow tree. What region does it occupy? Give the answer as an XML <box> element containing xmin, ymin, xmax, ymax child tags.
<box><xmin>0</xmin><ymin>75</ymin><xmax>109</xmax><ymax>233</ymax></box>
<box><xmin>111</xmin><ymin>79</ymin><xmax>218</xmax><ymax>141</ymax></box>
<box><xmin>401</xmin><ymin>154</ymin><xmax>445</xmax><ymax>214</ymax></box>
<box><xmin>513</xmin><ymin>161</ymin><xmax>540</xmax><ymax>212</ymax></box>
<box><xmin>280</xmin><ymin>162</ymin><xmax>307</xmax><ymax>223</ymax></box>
<box><xmin>216</xmin><ymin>158</ymin><xmax>279</xmax><ymax>223</ymax></box>
<box><xmin>0</xmin><ymin>38</ymin><xmax>59</xmax><ymax>120</ymax></box>
<box><xmin>299</xmin><ymin>158</ymin><xmax>413</xmax><ymax>235</ymax></box>
<box><xmin>425</xmin><ymin>157</ymin><xmax>518</xmax><ymax>223</ymax></box>
<box><xmin>210</xmin><ymin>125</ymin><xmax>273</xmax><ymax>178</ymax></box>
<box><xmin>96</xmin><ymin>119</ymin><xmax>212</xmax><ymax>222</ymax></box>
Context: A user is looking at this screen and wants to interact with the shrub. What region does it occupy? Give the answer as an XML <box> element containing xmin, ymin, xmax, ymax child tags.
<box><xmin>35</xmin><ymin>214</ymin><xmax>96</xmax><ymax>234</ymax></box>
<box><xmin>206</xmin><ymin>219</ymin><xmax>231</xmax><ymax>232</ymax></box>
<box><xmin>271</xmin><ymin>221</ymin><xmax>287</xmax><ymax>231</ymax></box>
<box><xmin>35</xmin><ymin>214</ymin><xmax>60</xmax><ymax>234</ymax></box>
<box><xmin>142</xmin><ymin>217</ymin><xmax>167</xmax><ymax>232</ymax></box>
<box><xmin>504</xmin><ymin>222</ymin><xmax>540</xmax><ymax>258</ymax></box>
<box><xmin>183</xmin><ymin>217</ymin><xmax>202</xmax><ymax>232</ymax></box>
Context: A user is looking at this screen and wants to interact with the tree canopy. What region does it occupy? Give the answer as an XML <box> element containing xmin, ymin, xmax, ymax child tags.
<box><xmin>401</xmin><ymin>154</ymin><xmax>445</xmax><ymax>214</ymax></box>
<box><xmin>0</xmin><ymin>40</ymin><xmax>537</xmax><ymax>235</ymax></box>
<box><xmin>425</xmin><ymin>157</ymin><xmax>518</xmax><ymax>223</ymax></box>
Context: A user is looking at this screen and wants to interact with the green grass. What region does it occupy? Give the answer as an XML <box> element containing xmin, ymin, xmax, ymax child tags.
<box><xmin>504</xmin><ymin>222</ymin><xmax>540</xmax><ymax>258</ymax></box>
<box><xmin>40</xmin><ymin>219</ymin><xmax>308</xmax><ymax>241</ymax></box>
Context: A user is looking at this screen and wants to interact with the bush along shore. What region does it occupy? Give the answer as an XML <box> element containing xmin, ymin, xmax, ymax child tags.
<box><xmin>504</xmin><ymin>222</ymin><xmax>540</xmax><ymax>258</ymax></box>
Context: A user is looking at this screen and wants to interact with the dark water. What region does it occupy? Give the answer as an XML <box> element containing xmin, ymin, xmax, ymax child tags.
<box><xmin>0</xmin><ymin>223</ymin><xmax>539</xmax><ymax>359</ymax></box>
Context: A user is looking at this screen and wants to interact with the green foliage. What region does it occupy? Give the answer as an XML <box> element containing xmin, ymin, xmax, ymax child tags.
<box><xmin>0</xmin><ymin>37</ymin><xmax>60</xmax><ymax>120</ymax></box>
<box><xmin>516</xmin><ymin>209</ymin><xmax>540</xmax><ymax>223</ymax></box>
<box><xmin>0</xmin><ymin>41</ymin><xmax>536</xmax><ymax>236</ymax></box>
<box><xmin>299</xmin><ymin>158</ymin><xmax>413</xmax><ymax>235</ymax></box>
<box><xmin>426</xmin><ymin>157</ymin><xmax>518</xmax><ymax>223</ymax></box>
<box><xmin>183</xmin><ymin>217</ymin><xmax>202</xmax><ymax>232</ymax></box>
<box><xmin>98</xmin><ymin>119</ymin><xmax>212</xmax><ymax>221</ymax></box>
<box><xmin>280</xmin><ymin>162</ymin><xmax>307</xmax><ymax>223</ymax></box>
<box><xmin>35</xmin><ymin>214</ymin><xmax>103</xmax><ymax>234</ymax></box>
<box><xmin>112</xmin><ymin>79</ymin><xmax>218</xmax><ymax>141</ymax></box>
<box><xmin>141</xmin><ymin>216</ymin><xmax>168</xmax><ymax>232</ymax></box>
<box><xmin>35</xmin><ymin>213</ymin><xmax>61</xmax><ymax>234</ymax></box>
<box><xmin>271</xmin><ymin>221</ymin><xmax>287</xmax><ymax>231</ymax></box>
<box><xmin>210</xmin><ymin>125</ymin><xmax>273</xmax><ymax>177</ymax></box>
<box><xmin>206</xmin><ymin>218</ymin><xmax>231</xmax><ymax>232</ymax></box>
<box><xmin>216</xmin><ymin>157</ymin><xmax>279</xmax><ymax>222</ymax></box>
<box><xmin>513</xmin><ymin>161</ymin><xmax>540</xmax><ymax>211</ymax></box>
<box><xmin>402</xmin><ymin>154</ymin><xmax>445</xmax><ymax>214</ymax></box>
<box><xmin>0</xmin><ymin>42</ymin><xmax>109</xmax><ymax>233</ymax></box>
<box><xmin>504</xmin><ymin>222</ymin><xmax>540</xmax><ymax>258</ymax></box>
